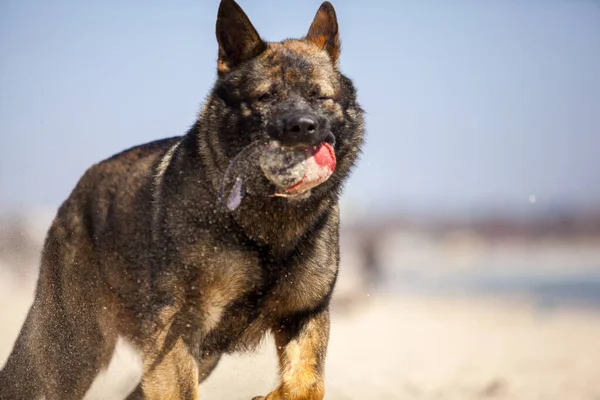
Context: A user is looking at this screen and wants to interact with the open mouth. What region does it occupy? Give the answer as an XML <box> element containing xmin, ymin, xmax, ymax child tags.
<box><xmin>217</xmin><ymin>134</ymin><xmax>337</xmax><ymax>211</ymax></box>
<box><xmin>259</xmin><ymin>138</ymin><xmax>337</xmax><ymax>197</ymax></box>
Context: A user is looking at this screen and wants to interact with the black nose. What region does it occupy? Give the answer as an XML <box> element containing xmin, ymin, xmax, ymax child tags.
<box><xmin>287</xmin><ymin>115</ymin><xmax>318</xmax><ymax>137</ymax></box>
<box><xmin>273</xmin><ymin>113</ymin><xmax>322</xmax><ymax>147</ymax></box>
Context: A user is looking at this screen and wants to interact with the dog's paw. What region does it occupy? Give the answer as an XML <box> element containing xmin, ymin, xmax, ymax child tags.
<box><xmin>251</xmin><ymin>391</ymin><xmax>323</xmax><ymax>400</ymax></box>
<box><xmin>252</xmin><ymin>383</ymin><xmax>324</xmax><ymax>400</ymax></box>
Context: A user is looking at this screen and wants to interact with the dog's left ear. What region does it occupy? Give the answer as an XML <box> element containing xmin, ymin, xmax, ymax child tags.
<box><xmin>306</xmin><ymin>2</ymin><xmax>340</xmax><ymax>66</ymax></box>
<box><xmin>216</xmin><ymin>0</ymin><xmax>267</xmax><ymax>76</ymax></box>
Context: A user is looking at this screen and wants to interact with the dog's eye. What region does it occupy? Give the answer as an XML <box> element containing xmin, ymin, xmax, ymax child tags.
<box><xmin>258</xmin><ymin>93</ymin><xmax>274</xmax><ymax>103</ymax></box>
<box><xmin>309</xmin><ymin>90</ymin><xmax>332</xmax><ymax>102</ymax></box>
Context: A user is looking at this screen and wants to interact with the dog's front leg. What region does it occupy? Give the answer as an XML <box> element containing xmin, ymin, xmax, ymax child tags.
<box><xmin>139</xmin><ymin>307</ymin><xmax>201</xmax><ymax>400</ymax></box>
<box><xmin>254</xmin><ymin>308</ymin><xmax>330</xmax><ymax>400</ymax></box>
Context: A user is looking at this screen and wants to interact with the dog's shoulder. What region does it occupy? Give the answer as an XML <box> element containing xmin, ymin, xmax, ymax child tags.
<box><xmin>52</xmin><ymin>136</ymin><xmax>183</xmax><ymax>236</ymax></box>
<box><xmin>71</xmin><ymin>136</ymin><xmax>181</xmax><ymax>194</ymax></box>
<box><xmin>97</xmin><ymin>136</ymin><xmax>182</xmax><ymax>174</ymax></box>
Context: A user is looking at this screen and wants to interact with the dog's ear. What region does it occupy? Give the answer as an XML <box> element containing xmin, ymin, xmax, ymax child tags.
<box><xmin>216</xmin><ymin>0</ymin><xmax>266</xmax><ymax>76</ymax></box>
<box><xmin>306</xmin><ymin>2</ymin><xmax>340</xmax><ymax>65</ymax></box>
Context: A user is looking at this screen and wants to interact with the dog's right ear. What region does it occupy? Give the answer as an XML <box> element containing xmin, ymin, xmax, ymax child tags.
<box><xmin>216</xmin><ymin>0</ymin><xmax>266</xmax><ymax>76</ymax></box>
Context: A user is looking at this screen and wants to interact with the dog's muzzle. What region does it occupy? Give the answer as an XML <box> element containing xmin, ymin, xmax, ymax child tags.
<box><xmin>267</xmin><ymin>103</ymin><xmax>334</xmax><ymax>148</ymax></box>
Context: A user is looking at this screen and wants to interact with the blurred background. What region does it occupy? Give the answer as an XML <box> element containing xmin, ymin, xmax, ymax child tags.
<box><xmin>1</xmin><ymin>0</ymin><xmax>600</xmax><ymax>399</ymax></box>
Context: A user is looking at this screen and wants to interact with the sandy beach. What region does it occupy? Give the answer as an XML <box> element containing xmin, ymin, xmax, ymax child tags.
<box><xmin>2</xmin><ymin>279</ymin><xmax>600</xmax><ymax>400</ymax></box>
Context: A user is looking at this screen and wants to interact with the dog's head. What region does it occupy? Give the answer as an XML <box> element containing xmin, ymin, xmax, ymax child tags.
<box><xmin>199</xmin><ymin>0</ymin><xmax>364</xmax><ymax>203</ymax></box>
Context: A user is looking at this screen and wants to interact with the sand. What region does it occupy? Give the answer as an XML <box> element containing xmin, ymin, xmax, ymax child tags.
<box><xmin>2</xmin><ymin>281</ymin><xmax>600</xmax><ymax>400</ymax></box>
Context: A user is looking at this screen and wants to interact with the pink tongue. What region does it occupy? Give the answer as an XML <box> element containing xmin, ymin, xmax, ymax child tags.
<box><xmin>285</xmin><ymin>142</ymin><xmax>336</xmax><ymax>194</ymax></box>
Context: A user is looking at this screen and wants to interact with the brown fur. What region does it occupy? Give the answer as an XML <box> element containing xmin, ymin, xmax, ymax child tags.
<box><xmin>0</xmin><ymin>1</ymin><xmax>364</xmax><ymax>399</ymax></box>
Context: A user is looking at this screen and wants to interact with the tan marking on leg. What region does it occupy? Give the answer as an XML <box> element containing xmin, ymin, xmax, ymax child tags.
<box><xmin>255</xmin><ymin>310</ymin><xmax>329</xmax><ymax>400</ymax></box>
<box><xmin>140</xmin><ymin>307</ymin><xmax>200</xmax><ymax>400</ymax></box>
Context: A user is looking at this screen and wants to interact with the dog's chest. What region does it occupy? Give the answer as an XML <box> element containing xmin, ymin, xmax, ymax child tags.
<box><xmin>197</xmin><ymin>255</ymin><xmax>336</xmax><ymax>354</ymax></box>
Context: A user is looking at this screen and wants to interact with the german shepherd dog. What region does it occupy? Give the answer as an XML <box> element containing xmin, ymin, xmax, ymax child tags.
<box><xmin>0</xmin><ymin>1</ymin><xmax>364</xmax><ymax>399</ymax></box>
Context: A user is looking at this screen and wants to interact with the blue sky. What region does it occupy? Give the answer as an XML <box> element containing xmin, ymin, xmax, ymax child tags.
<box><xmin>1</xmin><ymin>0</ymin><xmax>599</xmax><ymax>216</ymax></box>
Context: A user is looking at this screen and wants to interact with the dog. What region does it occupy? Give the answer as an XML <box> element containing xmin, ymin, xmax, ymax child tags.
<box><xmin>0</xmin><ymin>1</ymin><xmax>364</xmax><ymax>399</ymax></box>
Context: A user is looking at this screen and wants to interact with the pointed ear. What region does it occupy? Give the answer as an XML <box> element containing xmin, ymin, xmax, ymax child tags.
<box><xmin>306</xmin><ymin>2</ymin><xmax>340</xmax><ymax>65</ymax></box>
<box><xmin>216</xmin><ymin>0</ymin><xmax>267</xmax><ymax>75</ymax></box>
